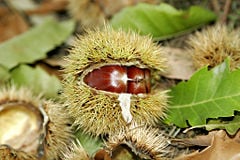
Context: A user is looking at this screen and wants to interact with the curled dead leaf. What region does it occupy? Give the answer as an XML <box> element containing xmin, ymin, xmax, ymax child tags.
<box><xmin>25</xmin><ymin>0</ymin><xmax>69</xmax><ymax>15</ymax></box>
<box><xmin>171</xmin><ymin>131</ymin><xmax>219</xmax><ymax>147</ymax></box>
<box><xmin>162</xmin><ymin>47</ymin><xmax>195</xmax><ymax>80</ymax></box>
<box><xmin>0</xmin><ymin>8</ymin><xmax>29</xmax><ymax>42</ymax></box>
<box><xmin>174</xmin><ymin>130</ymin><xmax>240</xmax><ymax>160</ymax></box>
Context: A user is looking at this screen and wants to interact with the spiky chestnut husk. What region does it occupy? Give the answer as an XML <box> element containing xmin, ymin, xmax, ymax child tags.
<box><xmin>43</xmin><ymin>100</ymin><xmax>73</xmax><ymax>159</ymax></box>
<box><xmin>61</xmin><ymin>140</ymin><xmax>90</xmax><ymax>160</ymax></box>
<box><xmin>62</xmin><ymin>27</ymin><xmax>168</xmax><ymax>136</ymax></box>
<box><xmin>188</xmin><ymin>24</ymin><xmax>240</xmax><ymax>70</ymax></box>
<box><xmin>61</xmin><ymin>140</ymin><xmax>113</xmax><ymax>160</ymax></box>
<box><xmin>0</xmin><ymin>86</ymin><xmax>72</xmax><ymax>160</ymax></box>
<box><xmin>0</xmin><ymin>145</ymin><xmax>37</xmax><ymax>160</ymax></box>
<box><xmin>68</xmin><ymin>0</ymin><xmax>158</xmax><ymax>29</ymax></box>
<box><xmin>104</xmin><ymin>123</ymin><xmax>169</xmax><ymax>160</ymax></box>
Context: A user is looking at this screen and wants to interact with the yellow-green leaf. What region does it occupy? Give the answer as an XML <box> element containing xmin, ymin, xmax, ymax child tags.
<box><xmin>110</xmin><ymin>3</ymin><xmax>217</xmax><ymax>40</ymax></box>
<box><xmin>0</xmin><ymin>20</ymin><xmax>75</xmax><ymax>69</ymax></box>
<box><xmin>75</xmin><ymin>130</ymin><xmax>103</xmax><ymax>156</ymax></box>
<box><xmin>10</xmin><ymin>64</ymin><xmax>62</xmax><ymax>99</ymax></box>
<box><xmin>166</xmin><ymin>60</ymin><xmax>240</xmax><ymax>135</ymax></box>
<box><xmin>0</xmin><ymin>65</ymin><xmax>10</xmax><ymax>83</ymax></box>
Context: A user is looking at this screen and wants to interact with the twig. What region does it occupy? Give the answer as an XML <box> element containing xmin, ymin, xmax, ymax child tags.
<box><xmin>220</xmin><ymin>0</ymin><xmax>232</xmax><ymax>24</ymax></box>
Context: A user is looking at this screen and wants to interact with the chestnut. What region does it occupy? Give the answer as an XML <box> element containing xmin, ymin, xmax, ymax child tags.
<box><xmin>83</xmin><ymin>65</ymin><xmax>151</xmax><ymax>94</ymax></box>
<box><xmin>84</xmin><ymin>65</ymin><xmax>127</xmax><ymax>93</ymax></box>
<box><xmin>63</xmin><ymin>27</ymin><xmax>168</xmax><ymax>136</ymax></box>
<box><xmin>127</xmin><ymin>66</ymin><xmax>151</xmax><ymax>94</ymax></box>
<box><xmin>0</xmin><ymin>86</ymin><xmax>72</xmax><ymax>160</ymax></box>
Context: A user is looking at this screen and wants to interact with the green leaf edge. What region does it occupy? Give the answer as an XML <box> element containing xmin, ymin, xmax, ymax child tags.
<box><xmin>0</xmin><ymin>19</ymin><xmax>75</xmax><ymax>69</ymax></box>
<box><xmin>10</xmin><ymin>64</ymin><xmax>62</xmax><ymax>99</ymax></box>
<box><xmin>110</xmin><ymin>3</ymin><xmax>217</xmax><ymax>40</ymax></box>
<box><xmin>75</xmin><ymin>130</ymin><xmax>103</xmax><ymax>156</ymax></box>
<box><xmin>185</xmin><ymin>115</ymin><xmax>240</xmax><ymax>135</ymax></box>
<box><xmin>165</xmin><ymin>59</ymin><xmax>240</xmax><ymax>133</ymax></box>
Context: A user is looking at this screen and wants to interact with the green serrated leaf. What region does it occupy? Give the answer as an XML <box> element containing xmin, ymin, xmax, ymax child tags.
<box><xmin>185</xmin><ymin>116</ymin><xmax>240</xmax><ymax>136</ymax></box>
<box><xmin>110</xmin><ymin>3</ymin><xmax>217</xmax><ymax>40</ymax></box>
<box><xmin>0</xmin><ymin>19</ymin><xmax>75</xmax><ymax>69</ymax></box>
<box><xmin>206</xmin><ymin>116</ymin><xmax>240</xmax><ymax>135</ymax></box>
<box><xmin>75</xmin><ymin>130</ymin><xmax>103</xmax><ymax>156</ymax></box>
<box><xmin>10</xmin><ymin>64</ymin><xmax>62</xmax><ymax>98</ymax></box>
<box><xmin>166</xmin><ymin>60</ymin><xmax>240</xmax><ymax>130</ymax></box>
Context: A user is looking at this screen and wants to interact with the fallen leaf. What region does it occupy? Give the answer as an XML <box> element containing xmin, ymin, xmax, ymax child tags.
<box><xmin>166</xmin><ymin>60</ymin><xmax>240</xmax><ymax>135</ymax></box>
<box><xmin>0</xmin><ymin>6</ymin><xmax>8</xmax><ymax>16</ymax></box>
<box><xmin>171</xmin><ymin>131</ymin><xmax>218</xmax><ymax>147</ymax></box>
<box><xmin>25</xmin><ymin>0</ymin><xmax>68</xmax><ymax>15</ymax></box>
<box><xmin>0</xmin><ymin>66</ymin><xmax>10</xmax><ymax>83</ymax></box>
<box><xmin>205</xmin><ymin>116</ymin><xmax>240</xmax><ymax>136</ymax></box>
<box><xmin>36</xmin><ymin>62</ymin><xmax>63</xmax><ymax>80</ymax></box>
<box><xmin>95</xmin><ymin>0</ymin><xmax>158</xmax><ymax>16</ymax></box>
<box><xmin>6</xmin><ymin>0</ymin><xmax>37</xmax><ymax>11</ymax></box>
<box><xmin>162</xmin><ymin>47</ymin><xmax>195</xmax><ymax>80</ymax></box>
<box><xmin>75</xmin><ymin>130</ymin><xmax>103</xmax><ymax>157</ymax></box>
<box><xmin>111</xmin><ymin>3</ymin><xmax>217</xmax><ymax>40</ymax></box>
<box><xmin>174</xmin><ymin>130</ymin><xmax>240</xmax><ymax>160</ymax></box>
<box><xmin>0</xmin><ymin>8</ymin><xmax>29</xmax><ymax>42</ymax></box>
<box><xmin>0</xmin><ymin>19</ymin><xmax>75</xmax><ymax>69</ymax></box>
<box><xmin>10</xmin><ymin>64</ymin><xmax>62</xmax><ymax>99</ymax></box>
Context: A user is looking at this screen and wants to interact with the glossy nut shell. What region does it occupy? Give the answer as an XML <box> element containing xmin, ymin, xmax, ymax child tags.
<box><xmin>83</xmin><ymin>65</ymin><xmax>150</xmax><ymax>94</ymax></box>
<box><xmin>0</xmin><ymin>86</ymin><xmax>72</xmax><ymax>160</ymax></box>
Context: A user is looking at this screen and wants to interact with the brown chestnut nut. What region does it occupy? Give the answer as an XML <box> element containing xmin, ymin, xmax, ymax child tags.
<box><xmin>84</xmin><ymin>65</ymin><xmax>127</xmax><ymax>93</ymax></box>
<box><xmin>127</xmin><ymin>66</ymin><xmax>151</xmax><ymax>94</ymax></box>
<box><xmin>83</xmin><ymin>65</ymin><xmax>150</xmax><ymax>94</ymax></box>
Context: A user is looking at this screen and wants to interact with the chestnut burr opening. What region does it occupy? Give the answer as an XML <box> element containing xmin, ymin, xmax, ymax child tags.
<box><xmin>0</xmin><ymin>103</ymin><xmax>43</xmax><ymax>154</ymax></box>
<box><xmin>83</xmin><ymin>65</ymin><xmax>151</xmax><ymax>94</ymax></box>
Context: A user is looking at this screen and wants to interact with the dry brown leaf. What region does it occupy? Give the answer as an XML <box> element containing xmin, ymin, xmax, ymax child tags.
<box><xmin>162</xmin><ymin>47</ymin><xmax>195</xmax><ymax>80</ymax></box>
<box><xmin>0</xmin><ymin>6</ymin><xmax>9</xmax><ymax>16</ymax></box>
<box><xmin>95</xmin><ymin>0</ymin><xmax>158</xmax><ymax>17</ymax></box>
<box><xmin>171</xmin><ymin>131</ymin><xmax>219</xmax><ymax>147</ymax></box>
<box><xmin>43</xmin><ymin>53</ymin><xmax>67</xmax><ymax>67</ymax></box>
<box><xmin>0</xmin><ymin>8</ymin><xmax>29</xmax><ymax>42</ymax></box>
<box><xmin>25</xmin><ymin>0</ymin><xmax>68</xmax><ymax>15</ymax></box>
<box><xmin>174</xmin><ymin>130</ymin><xmax>240</xmax><ymax>160</ymax></box>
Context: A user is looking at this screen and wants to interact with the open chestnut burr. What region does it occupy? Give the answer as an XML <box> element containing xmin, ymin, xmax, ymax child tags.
<box><xmin>62</xmin><ymin>26</ymin><xmax>168</xmax><ymax>136</ymax></box>
<box><xmin>0</xmin><ymin>86</ymin><xmax>72</xmax><ymax>160</ymax></box>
